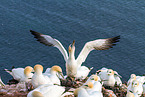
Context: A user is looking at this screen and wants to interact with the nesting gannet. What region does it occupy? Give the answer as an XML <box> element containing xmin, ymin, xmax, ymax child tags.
<box><xmin>127</xmin><ymin>80</ymin><xmax>143</xmax><ymax>96</ymax></box>
<box><xmin>127</xmin><ymin>74</ymin><xmax>136</xmax><ymax>86</ymax></box>
<box><xmin>91</xmin><ymin>76</ymin><xmax>102</xmax><ymax>92</ymax></box>
<box><xmin>43</xmin><ymin>65</ymin><xmax>64</xmax><ymax>85</ymax></box>
<box><xmin>30</xmin><ymin>30</ymin><xmax>120</xmax><ymax>78</ymax></box>
<box><xmin>5</xmin><ymin>66</ymin><xmax>33</xmax><ymax>82</ymax></box>
<box><xmin>97</xmin><ymin>68</ymin><xmax>122</xmax><ymax>87</ymax></box>
<box><xmin>27</xmin><ymin>84</ymin><xmax>65</xmax><ymax>97</ymax></box>
<box><xmin>74</xmin><ymin>82</ymin><xmax>103</xmax><ymax>97</ymax></box>
<box><xmin>31</xmin><ymin>64</ymin><xmax>52</xmax><ymax>88</ymax></box>
<box><xmin>103</xmin><ymin>69</ymin><xmax>115</xmax><ymax>87</ymax></box>
<box><xmin>84</xmin><ymin>75</ymin><xmax>101</xmax><ymax>84</ymax></box>
<box><xmin>83</xmin><ymin>75</ymin><xmax>102</xmax><ymax>92</ymax></box>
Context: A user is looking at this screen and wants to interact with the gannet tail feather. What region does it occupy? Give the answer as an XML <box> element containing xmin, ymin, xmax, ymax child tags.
<box><xmin>0</xmin><ymin>77</ymin><xmax>5</xmax><ymax>86</ymax></box>
<box><xmin>4</xmin><ymin>69</ymin><xmax>13</xmax><ymax>76</ymax></box>
<box><xmin>76</xmin><ymin>36</ymin><xmax>120</xmax><ymax>67</ymax></box>
<box><xmin>30</xmin><ymin>30</ymin><xmax>68</xmax><ymax>61</ymax></box>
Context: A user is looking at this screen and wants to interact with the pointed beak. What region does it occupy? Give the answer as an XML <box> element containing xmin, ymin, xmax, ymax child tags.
<box><xmin>58</xmin><ymin>72</ymin><xmax>64</xmax><ymax>79</ymax></box>
<box><xmin>72</xmin><ymin>40</ymin><xmax>75</xmax><ymax>46</ymax></box>
<box><xmin>117</xmin><ymin>74</ymin><xmax>122</xmax><ymax>78</ymax></box>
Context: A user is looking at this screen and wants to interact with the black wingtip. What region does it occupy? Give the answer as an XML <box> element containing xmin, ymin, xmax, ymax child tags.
<box><xmin>109</xmin><ymin>35</ymin><xmax>120</xmax><ymax>43</ymax></box>
<box><xmin>30</xmin><ymin>30</ymin><xmax>35</xmax><ymax>34</ymax></box>
<box><xmin>30</xmin><ymin>30</ymin><xmax>42</xmax><ymax>36</ymax></box>
<box><xmin>30</xmin><ymin>30</ymin><xmax>54</xmax><ymax>46</ymax></box>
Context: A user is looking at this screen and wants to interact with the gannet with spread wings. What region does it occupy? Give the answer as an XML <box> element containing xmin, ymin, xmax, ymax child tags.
<box><xmin>30</xmin><ymin>30</ymin><xmax>120</xmax><ymax>79</ymax></box>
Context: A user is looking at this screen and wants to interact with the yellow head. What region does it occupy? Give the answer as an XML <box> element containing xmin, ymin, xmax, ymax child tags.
<box><xmin>51</xmin><ymin>65</ymin><xmax>62</xmax><ymax>72</ymax></box>
<box><xmin>68</xmin><ymin>40</ymin><xmax>75</xmax><ymax>54</ymax></box>
<box><xmin>32</xmin><ymin>91</ymin><xmax>43</xmax><ymax>97</ymax></box>
<box><xmin>34</xmin><ymin>64</ymin><xmax>43</xmax><ymax>72</ymax></box>
<box><xmin>93</xmin><ymin>75</ymin><xmax>98</xmax><ymax>81</ymax></box>
<box><xmin>131</xmin><ymin>74</ymin><xmax>136</xmax><ymax>80</ymax></box>
<box><xmin>107</xmin><ymin>69</ymin><xmax>114</xmax><ymax>75</ymax></box>
<box><xmin>24</xmin><ymin>66</ymin><xmax>33</xmax><ymax>76</ymax></box>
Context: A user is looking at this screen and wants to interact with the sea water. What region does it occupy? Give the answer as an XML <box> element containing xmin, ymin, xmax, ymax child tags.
<box><xmin>0</xmin><ymin>0</ymin><xmax>145</xmax><ymax>83</ymax></box>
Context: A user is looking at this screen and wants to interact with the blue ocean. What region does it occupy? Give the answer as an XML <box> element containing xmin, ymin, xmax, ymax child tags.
<box><xmin>0</xmin><ymin>0</ymin><xmax>145</xmax><ymax>83</ymax></box>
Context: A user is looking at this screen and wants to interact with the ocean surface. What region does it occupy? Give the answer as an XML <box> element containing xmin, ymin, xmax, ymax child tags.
<box><xmin>0</xmin><ymin>0</ymin><xmax>145</xmax><ymax>83</ymax></box>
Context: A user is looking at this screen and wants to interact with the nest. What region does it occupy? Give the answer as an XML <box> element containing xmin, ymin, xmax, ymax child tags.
<box><xmin>0</xmin><ymin>78</ymin><xmax>145</xmax><ymax>97</ymax></box>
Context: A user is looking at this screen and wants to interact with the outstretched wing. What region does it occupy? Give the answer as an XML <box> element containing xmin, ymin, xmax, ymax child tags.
<box><xmin>76</xmin><ymin>36</ymin><xmax>120</xmax><ymax>67</ymax></box>
<box><xmin>30</xmin><ymin>30</ymin><xmax>68</xmax><ymax>62</ymax></box>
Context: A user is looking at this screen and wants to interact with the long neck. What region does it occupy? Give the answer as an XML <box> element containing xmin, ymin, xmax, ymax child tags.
<box><xmin>35</xmin><ymin>69</ymin><xmax>42</xmax><ymax>75</ymax></box>
<box><xmin>108</xmin><ymin>75</ymin><xmax>114</xmax><ymax>80</ymax></box>
<box><xmin>50</xmin><ymin>69</ymin><xmax>57</xmax><ymax>75</ymax></box>
<box><xmin>69</xmin><ymin>48</ymin><xmax>75</xmax><ymax>60</ymax></box>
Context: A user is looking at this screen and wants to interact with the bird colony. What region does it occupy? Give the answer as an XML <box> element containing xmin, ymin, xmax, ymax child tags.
<box><xmin>0</xmin><ymin>30</ymin><xmax>145</xmax><ymax>97</ymax></box>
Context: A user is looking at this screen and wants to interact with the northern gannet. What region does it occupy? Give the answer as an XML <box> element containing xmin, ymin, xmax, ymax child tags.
<box><xmin>97</xmin><ymin>68</ymin><xmax>122</xmax><ymax>86</ymax></box>
<box><xmin>30</xmin><ymin>30</ymin><xmax>120</xmax><ymax>79</ymax></box>
<box><xmin>84</xmin><ymin>75</ymin><xmax>101</xmax><ymax>85</ymax></box>
<box><xmin>127</xmin><ymin>80</ymin><xmax>143</xmax><ymax>96</ymax></box>
<box><xmin>43</xmin><ymin>65</ymin><xmax>64</xmax><ymax>85</ymax></box>
<box><xmin>84</xmin><ymin>75</ymin><xmax>102</xmax><ymax>92</ymax></box>
<box><xmin>74</xmin><ymin>82</ymin><xmax>103</xmax><ymax>97</ymax></box>
<box><xmin>27</xmin><ymin>84</ymin><xmax>65</xmax><ymax>97</ymax></box>
<box><xmin>31</xmin><ymin>64</ymin><xmax>52</xmax><ymax>88</ymax></box>
<box><xmin>5</xmin><ymin>66</ymin><xmax>33</xmax><ymax>82</ymax></box>
<box><xmin>127</xmin><ymin>74</ymin><xmax>136</xmax><ymax>86</ymax></box>
<box><xmin>103</xmin><ymin>69</ymin><xmax>116</xmax><ymax>87</ymax></box>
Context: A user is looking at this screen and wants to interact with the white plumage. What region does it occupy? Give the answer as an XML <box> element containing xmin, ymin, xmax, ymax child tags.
<box><xmin>127</xmin><ymin>80</ymin><xmax>143</xmax><ymax>96</ymax></box>
<box><xmin>127</xmin><ymin>74</ymin><xmax>137</xmax><ymax>86</ymax></box>
<box><xmin>0</xmin><ymin>77</ymin><xmax>5</xmax><ymax>87</ymax></box>
<box><xmin>27</xmin><ymin>84</ymin><xmax>65</xmax><ymax>97</ymax></box>
<box><xmin>126</xmin><ymin>91</ymin><xmax>139</xmax><ymax>97</ymax></box>
<box><xmin>31</xmin><ymin>64</ymin><xmax>52</xmax><ymax>88</ymax></box>
<box><xmin>74</xmin><ymin>82</ymin><xmax>103</xmax><ymax>97</ymax></box>
<box><xmin>97</xmin><ymin>68</ymin><xmax>122</xmax><ymax>87</ymax></box>
<box><xmin>43</xmin><ymin>65</ymin><xmax>64</xmax><ymax>85</ymax></box>
<box><xmin>5</xmin><ymin>66</ymin><xmax>33</xmax><ymax>82</ymax></box>
<box><xmin>114</xmin><ymin>71</ymin><xmax>122</xmax><ymax>86</ymax></box>
<box><xmin>83</xmin><ymin>75</ymin><xmax>102</xmax><ymax>92</ymax></box>
<box><xmin>30</xmin><ymin>30</ymin><xmax>120</xmax><ymax>79</ymax></box>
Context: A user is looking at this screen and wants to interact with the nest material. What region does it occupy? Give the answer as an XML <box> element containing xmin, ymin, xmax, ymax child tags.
<box><xmin>0</xmin><ymin>78</ymin><xmax>145</xmax><ymax>97</ymax></box>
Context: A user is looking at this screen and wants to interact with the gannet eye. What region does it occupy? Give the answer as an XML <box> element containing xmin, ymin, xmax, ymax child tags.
<box><xmin>91</xmin><ymin>78</ymin><xmax>94</xmax><ymax>80</ymax></box>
